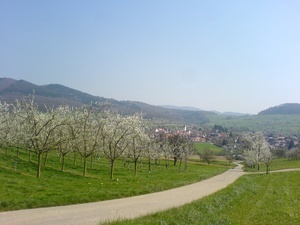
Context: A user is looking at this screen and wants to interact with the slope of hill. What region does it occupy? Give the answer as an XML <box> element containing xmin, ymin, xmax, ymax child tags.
<box><xmin>1</xmin><ymin>78</ymin><xmax>300</xmax><ymax>134</ymax></box>
<box><xmin>159</xmin><ymin>105</ymin><xmax>203</xmax><ymax>111</ymax></box>
<box><xmin>0</xmin><ymin>78</ymin><xmax>210</xmax><ymax>125</ymax></box>
<box><xmin>160</xmin><ymin>105</ymin><xmax>250</xmax><ymax>117</ymax></box>
<box><xmin>258</xmin><ymin>103</ymin><xmax>300</xmax><ymax>115</ymax></box>
<box><xmin>0</xmin><ymin>78</ymin><xmax>17</xmax><ymax>91</ymax></box>
<box><xmin>0</xmin><ymin>78</ymin><xmax>103</xmax><ymax>108</ymax></box>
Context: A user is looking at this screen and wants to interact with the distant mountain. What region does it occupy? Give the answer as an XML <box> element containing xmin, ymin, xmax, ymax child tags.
<box><xmin>0</xmin><ymin>78</ymin><xmax>104</xmax><ymax>108</ymax></box>
<box><xmin>159</xmin><ymin>105</ymin><xmax>203</xmax><ymax>111</ymax></box>
<box><xmin>0</xmin><ymin>78</ymin><xmax>210</xmax><ymax>125</ymax></box>
<box><xmin>258</xmin><ymin>103</ymin><xmax>300</xmax><ymax>115</ymax></box>
<box><xmin>212</xmin><ymin>111</ymin><xmax>252</xmax><ymax>116</ymax></box>
<box><xmin>0</xmin><ymin>77</ymin><xmax>16</xmax><ymax>91</ymax></box>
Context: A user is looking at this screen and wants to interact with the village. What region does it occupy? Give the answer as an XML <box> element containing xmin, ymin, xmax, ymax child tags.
<box><xmin>155</xmin><ymin>125</ymin><xmax>299</xmax><ymax>152</ymax></box>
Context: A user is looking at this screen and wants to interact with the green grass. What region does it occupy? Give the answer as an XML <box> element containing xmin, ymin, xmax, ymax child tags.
<box><xmin>189</xmin><ymin>155</ymin><xmax>235</xmax><ymax>168</ymax></box>
<box><xmin>0</xmin><ymin>148</ymin><xmax>230</xmax><ymax>212</ymax></box>
<box><xmin>243</xmin><ymin>158</ymin><xmax>300</xmax><ymax>172</ymax></box>
<box><xmin>106</xmin><ymin>171</ymin><xmax>300</xmax><ymax>225</ymax></box>
<box><xmin>194</xmin><ymin>142</ymin><xmax>223</xmax><ymax>154</ymax></box>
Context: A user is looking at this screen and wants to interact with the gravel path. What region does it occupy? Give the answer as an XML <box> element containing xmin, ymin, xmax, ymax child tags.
<box><xmin>0</xmin><ymin>164</ymin><xmax>271</xmax><ymax>225</ymax></box>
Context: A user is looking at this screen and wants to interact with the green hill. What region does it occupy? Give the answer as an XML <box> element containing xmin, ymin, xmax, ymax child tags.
<box><xmin>2</xmin><ymin>78</ymin><xmax>299</xmax><ymax>134</ymax></box>
<box><xmin>207</xmin><ymin>114</ymin><xmax>300</xmax><ymax>136</ymax></box>
<box><xmin>0</xmin><ymin>78</ymin><xmax>210</xmax><ymax>125</ymax></box>
<box><xmin>258</xmin><ymin>103</ymin><xmax>300</xmax><ymax>115</ymax></box>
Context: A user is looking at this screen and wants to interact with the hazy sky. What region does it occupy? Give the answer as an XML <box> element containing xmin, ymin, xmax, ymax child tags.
<box><xmin>1</xmin><ymin>0</ymin><xmax>300</xmax><ymax>114</ymax></box>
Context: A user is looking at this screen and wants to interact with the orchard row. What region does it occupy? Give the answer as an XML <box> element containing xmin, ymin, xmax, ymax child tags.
<box><xmin>0</xmin><ymin>95</ymin><xmax>194</xmax><ymax>178</ymax></box>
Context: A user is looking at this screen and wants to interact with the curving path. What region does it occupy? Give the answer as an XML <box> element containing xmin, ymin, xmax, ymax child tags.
<box><xmin>3</xmin><ymin>165</ymin><xmax>298</xmax><ymax>225</ymax></box>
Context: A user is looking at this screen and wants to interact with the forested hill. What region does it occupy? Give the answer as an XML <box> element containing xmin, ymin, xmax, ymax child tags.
<box><xmin>0</xmin><ymin>78</ymin><xmax>211</xmax><ymax>125</ymax></box>
<box><xmin>258</xmin><ymin>103</ymin><xmax>300</xmax><ymax>115</ymax></box>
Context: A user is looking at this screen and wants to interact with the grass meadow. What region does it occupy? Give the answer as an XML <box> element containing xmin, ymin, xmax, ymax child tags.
<box><xmin>194</xmin><ymin>142</ymin><xmax>223</xmax><ymax>155</ymax></box>
<box><xmin>0</xmin><ymin>147</ymin><xmax>230</xmax><ymax>212</ymax></box>
<box><xmin>244</xmin><ymin>158</ymin><xmax>300</xmax><ymax>172</ymax></box>
<box><xmin>2</xmin><ymin>146</ymin><xmax>299</xmax><ymax>225</ymax></box>
<box><xmin>106</xmin><ymin>167</ymin><xmax>300</xmax><ymax>225</ymax></box>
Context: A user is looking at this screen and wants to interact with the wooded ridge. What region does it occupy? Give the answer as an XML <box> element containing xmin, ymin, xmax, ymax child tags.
<box><xmin>0</xmin><ymin>78</ymin><xmax>210</xmax><ymax>125</ymax></box>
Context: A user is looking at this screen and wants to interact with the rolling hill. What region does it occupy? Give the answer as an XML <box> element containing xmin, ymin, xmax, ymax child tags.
<box><xmin>2</xmin><ymin>78</ymin><xmax>299</xmax><ymax>134</ymax></box>
<box><xmin>0</xmin><ymin>78</ymin><xmax>210</xmax><ymax>125</ymax></box>
<box><xmin>258</xmin><ymin>103</ymin><xmax>300</xmax><ymax>115</ymax></box>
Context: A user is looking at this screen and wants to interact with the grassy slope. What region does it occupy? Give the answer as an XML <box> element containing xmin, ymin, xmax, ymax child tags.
<box><xmin>107</xmin><ymin>170</ymin><xmax>300</xmax><ymax>225</ymax></box>
<box><xmin>244</xmin><ymin>158</ymin><xmax>300</xmax><ymax>172</ymax></box>
<box><xmin>194</xmin><ymin>142</ymin><xmax>223</xmax><ymax>154</ymax></box>
<box><xmin>0</xmin><ymin>148</ymin><xmax>230</xmax><ymax>212</ymax></box>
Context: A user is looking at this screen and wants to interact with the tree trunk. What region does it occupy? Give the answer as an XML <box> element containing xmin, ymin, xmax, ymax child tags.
<box><xmin>73</xmin><ymin>152</ymin><xmax>77</xmax><ymax>165</ymax></box>
<box><xmin>83</xmin><ymin>156</ymin><xmax>87</xmax><ymax>176</ymax></box>
<box><xmin>61</xmin><ymin>154</ymin><xmax>65</xmax><ymax>171</ymax></box>
<box><xmin>110</xmin><ymin>159</ymin><xmax>115</xmax><ymax>179</ymax></box>
<box><xmin>148</xmin><ymin>158</ymin><xmax>151</xmax><ymax>173</ymax></box>
<box><xmin>37</xmin><ymin>153</ymin><xmax>42</xmax><ymax>178</ymax></box>
<box><xmin>178</xmin><ymin>160</ymin><xmax>182</xmax><ymax>172</ymax></box>
<box><xmin>184</xmin><ymin>158</ymin><xmax>188</xmax><ymax>171</ymax></box>
<box><xmin>165</xmin><ymin>159</ymin><xmax>169</xmax><ymax>168</ymax></box>
<box><xmin>266</xmin><ymin>164</ymin><xmax>270</xmax><ymax>174</ymax></box>
<box><xmin>90</xmin><ymin>154</ymin><xmax>93</xmax><ymax>169</ymax></box>
<box><xmin>122</xmin><ymin>157</ymin><xmax>126</xmax><ymax>167</ymax></box>
<box><xmin>44</xmin><ymin>152</ymin><xmax>49</xmax><ymax>166</ymax></box>
<box><xmin>134</xmin><ymin>160</ymin><xmax>138</xmax><ymax>176</ymax></box>
<box><xmin>173</xmin><ymin>157</ymin><xmax>177</xmax><ymax>166</ymax></box>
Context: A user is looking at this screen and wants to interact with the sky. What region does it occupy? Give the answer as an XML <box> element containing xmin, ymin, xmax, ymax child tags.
<box><xmin>1</xmin><ymin>0</ymin><xmax>300</xmax><ymax>114</ymax></box>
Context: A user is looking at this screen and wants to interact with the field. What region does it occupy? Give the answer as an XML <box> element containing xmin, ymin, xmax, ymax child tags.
<box><xmin>244</xmin><ymin>158</ymin><xmax>300</xmax><ymax>172</ymax></box>
<box><xmin>194</xmin><ymin>142</ymin><xmax>223</xmax><ymax>155</ymax></box>
<box><xmin>0</xmin><ymin>147</ymin><xmax>230</xmax><ymax>212</ymax></box>
<box><xmin>106</xmin><ymin>160</ymin><xmax>300</xmax><ymax>225</ymax></box>
<box><xmin>2</xmin><ymin>146</ymin><xmax>299</xmax><ymax>225</ymax></box>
